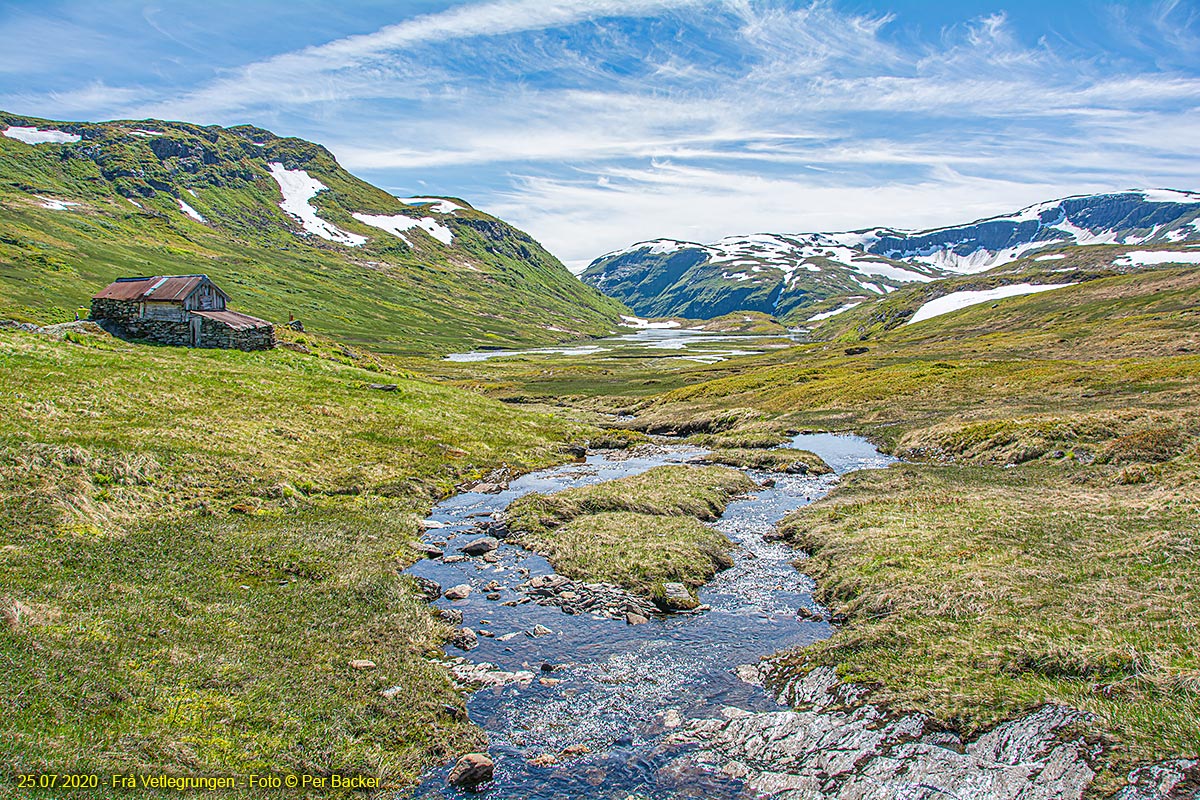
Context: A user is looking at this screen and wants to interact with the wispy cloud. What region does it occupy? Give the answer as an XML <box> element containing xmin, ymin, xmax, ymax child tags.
<box><xmin>2</xmin><ymin>0</ymin><xmax>1198</xmax><ymax>266</ymax></box>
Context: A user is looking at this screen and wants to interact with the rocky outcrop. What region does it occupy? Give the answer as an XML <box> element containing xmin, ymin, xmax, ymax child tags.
<box><xmin>669</xmin><ymin>665</ymin><xmax>1091</xmax><ymax>799</ymax></box>
<box><xmin>517</xmin><ymin>574</ymin><xmax>657</xmax><ymax>620</ymax></box>
<box><xmin>668</xmin><ymin>664</ymin><xmax>1195</xmax><ymax>800</ymax></box>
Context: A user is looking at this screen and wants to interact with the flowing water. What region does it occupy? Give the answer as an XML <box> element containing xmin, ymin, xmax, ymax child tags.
<box><xmin>406</xmin><ymin>434</ymin><xmax>895</xmax><ymax>799</ymax></box>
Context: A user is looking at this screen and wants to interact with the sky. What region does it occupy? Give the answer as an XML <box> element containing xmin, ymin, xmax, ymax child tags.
<box><xmin>1</xmin><ymin>0</ymin><xmax>1198</xmax><ymax>269</ymax></box>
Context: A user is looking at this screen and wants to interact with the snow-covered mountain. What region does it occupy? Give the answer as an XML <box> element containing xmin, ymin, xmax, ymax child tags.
<box><xmin>581</xmin><ymin>190</ymin><xmax>1200</xmax><ymax>320</ymax></box>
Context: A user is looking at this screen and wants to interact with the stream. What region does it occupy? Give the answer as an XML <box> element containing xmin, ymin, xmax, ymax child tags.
<box><xmin>405</xmin><ymin>434</ymin><xmax>896</xmax><ymax>799</ymax></box>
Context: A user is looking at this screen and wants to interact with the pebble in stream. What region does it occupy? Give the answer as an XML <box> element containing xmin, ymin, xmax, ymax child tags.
<box><xmin>404</xmin><ymin>435</ymin><xmax>896</xmax><ymax>799</ymax></box>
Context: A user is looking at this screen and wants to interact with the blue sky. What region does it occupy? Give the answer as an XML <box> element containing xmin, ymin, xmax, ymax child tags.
<box><xmin>2</xmin><ymin>0</ymin><xmax>1198</xmax><ymax>267</ymax></box>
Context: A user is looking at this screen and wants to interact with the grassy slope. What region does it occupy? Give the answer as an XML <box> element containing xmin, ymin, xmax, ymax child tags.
<box><xmin>505</xmin><ymin>465</ymin><xmax>756</xmax><ymax>603</ymax></box>
<box><xmin>0</xmin><ymin>112</ymin><xmax>626</xmax><ymax>355</ymax></box>
<box><xmin>0</xmin><ymin>327</ymin><xmax>592</xmax><ymax>796</ymax></box>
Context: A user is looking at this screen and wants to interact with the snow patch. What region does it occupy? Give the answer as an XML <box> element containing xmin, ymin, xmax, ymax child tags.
<box><xmin>807</xmin><ymin>302</ymin><xmax>863</xmax><ymax>323</ymax></box>
<box><xmin>1034</xmin><ymin>254</ymin><xmax>1066</xmax><ymax>262</ymax></box>
<box><xmin>127</xmin><ymin>199</ymin><xmax>143</xmax><ymax>209</ymax></box>
<box><xmin>268</xmin><ymin>162</ymin><xmax>366</xmax><ymax>246</ymax></box>
<box><xmin>399</xmin><ymin>197</ymin><xmax>464</xmax><ymax>214</ymax></box>
<box><xmin>177</xmin><ymin>198</ymin><xmax>206</xmax><ymax>223</ymax></box>
<box><xmin>38</xmin><ymin>197</ymin><xmax>79</xmax><ymax>211</ymax></box>
<box><xmin>908</xmin><ymin>284</ymin><xmax>1076</xmax><ymax>325</ymax></box>
<box><xmin>3</xmin><ymin>126</ymin><xmax>80</xmax><ymax>145</ymax></box>
<box><xmin>130</xmin><ymin>129</ymin><xmax>163</xmax><ymax>137</ymax></box>
<box><xmin>620</xmin><ymin>315</ymin><xmax>681</xmax><ymax>329</ymax></box>
<box><xmin>1113</xmin><ymin>250</ymin><xmax>1200</xmax><ymax>267</ymax></box>
<box><xmin>1139</xmin><ymin>189</ymin><xmax>1200</xmax><ymax>204</ymax></box>
<box><xmin>352</xmin><ymin>213</ymin><xmax>453</xmax><ymax>245</ymax></box>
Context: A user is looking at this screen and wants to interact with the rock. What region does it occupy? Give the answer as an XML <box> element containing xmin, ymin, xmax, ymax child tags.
<box><xmin>663</xmin><ymin>709</ymin><xmax>684</xmax><ymax>729</ymax></box>
<box><xmin>472</xmin><ymin>482</ymin><xmax>503</xmax><ymax>494</ymax></box>
<box><xmin>561</xmin><ymin>744</ymin><xmax>590</xmax><ymax>758</ymax></box>
<box><xmin>734</xmin><ymin>664</ymin><xmax>763</xmax><ymax>687</ymax></box>
<box><xmin>286</xmin><ymin>319</ymin><xmax>304</xmax><ymax>331</ymax></box>
<box><xmin>461</xmin><ymin>536</ymin><xmax>499</xmax><ymax>556</ymax></box>
<box><xmin>625</xmin><ymin>612</ymin><xmax>650</xmax><ymax>625</ymax></box>
<box><xmin>440</xmin><ymin>608</ymin><xmax>463</xmax><ymax>626</ymax></box>
<box><xmin>447</xmin><ymin>658</ymin><xmax>534</xmax><ymax>687</ymax></box>
<box><xmin>409</xmin><ymin>542</ymin><xmax>444</xmax><ymax>559</ymax></box>
<box><xmin>486</xmin><ymin>593</ymin><xmax>501</xmax><ymax>601</ymax></box>
<box><xmin>529</xmin><ymin>624</ymin><xmax>553</xmax><ymax>637</ymax></box>
<box><xmin>667</xmin><ymin>665</ymin><xmax>1101</xmax><ymax>800</ymax></box>
<box><xmin>348</xmin><ymin>659</ymin><xmax>376</xmax><ymax>670</ymax></box>
<box><xmin>1113</xmin><ymin>759</ymin><xmax>1200</xmax><ymax>800</ymax></box>
<box><xmin>483</xmin><ymin>553</ymin><xmax>499</xmax><ymax>563</ymax></box>
<box><xmin>410</xmin><ymin>576</ymin><xmax>442</xmax><ymax>602</ymax></box>
<box><xmin>529</xmin><ymin>753</ymin><xmax>559</xmax><ymax>767</ymax></box>
<box><xmin>419</xmin><ymin>519</ymin><xmax>447</xmax><ymax>531</ymax></box>
<box><xmin>477</xmin><ymin>629</ymin><xmax>494</xmax><ymax>638</ymax></box>
<box><xmin>449</xmin><ymin>627</ymin><xmax>478</xmax><ymax>651</ymax></box>
<box><xmin>497</xmin><ymin>632</ymin><xmax>520</xmax><ymax>642</ymax></box>
<box><xmin>444</xmin><ymin>584</ymin><xmax>471</xmax><ymax>600</ymax></box>
<box><xmin>368</xmin><ymin>383</ymin><xmax>398</xmax><ymax>391</ymax></box>
<box><xmin>447</xmin><ymin>753</ymin><xmax>494</xmax><ymax>789</ymax></box>
<box><xmin>443</xmin><ymin>555</ymin><xmax>467</xmax><ymax>564</ymax></box>
<box><xmin>483</xmin><ymin>580</ymin><xmax>502</xmax><ymax>591</ymax></box>
<box><xmin>844</xmin><ymin>346</ymin><xmax>870</xmax><ymax>356</ymax></box>
<box><xmin>380</xmin><ymin>684</ymin><xmax>403</xmax><ymax>699</ymax></box>
<box><xmin>761</xmin><ymin>478</ymin><xmax>777</xmax><ymax>488</ymax></box>
<box><xmin>539</xmin><ymin>677</ymin><xmax>563</xmax><ymax>687</ymax></box>
<box><xmin>658</xmin><ymin>582</ymin><xmax>699</xmax><ymax>611</ymax></box>
<box><xmin>796</xmin><ymin>606</ymin><xmax>824</xmax><ymax>621</ymax></box>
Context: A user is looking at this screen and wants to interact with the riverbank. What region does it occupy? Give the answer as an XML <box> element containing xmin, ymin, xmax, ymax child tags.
<box><xmin>0</xmin><ymin>328</ymin><xmax>593</xmax><ymax>795</ymax></box>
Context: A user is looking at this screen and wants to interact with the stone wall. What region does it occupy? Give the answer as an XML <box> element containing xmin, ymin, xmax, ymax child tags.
<box><xmin>197</xmin><ymin>317</ymin><xmax>275</xmax><ymax>351</ymax></box>
<box><xmin>90</xmin><ymin>298</ymin><xmax>138</xmax><ymax>325</ymax></box>
<box><xmin>91</xmin><ymin>299</ymin><xmax>274</xmax><ymax>351</ymax></box>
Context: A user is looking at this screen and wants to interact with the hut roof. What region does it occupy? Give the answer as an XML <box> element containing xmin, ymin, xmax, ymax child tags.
<box><xmin>93</xmin><ymin>275</ymin><xmax>228</xmax><ymax>303</ymax></box>
<box><xmin>191</xmin><ymin>310</ymin><xmax>272</xmax><ymax>331</ymax></box>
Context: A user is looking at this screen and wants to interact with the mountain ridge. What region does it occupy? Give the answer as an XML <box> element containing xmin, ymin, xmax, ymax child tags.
<box><xmin>581</xmin><ymin>189</ymin><xmax>1200</xmax><ymax>321</ymax></box>
<box><xmin>0</xmin><ymin>111</ymin><xmax>627</xmax><ymax>353</ymax></box>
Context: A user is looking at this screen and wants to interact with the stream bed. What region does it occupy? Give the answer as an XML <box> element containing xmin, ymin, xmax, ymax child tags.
<box><xmin>406</xmin><ymin>434</ymin><xmax>895</xmax><ymax>799</ymax></box>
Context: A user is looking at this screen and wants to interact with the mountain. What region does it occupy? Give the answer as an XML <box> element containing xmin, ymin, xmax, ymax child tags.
<box><xmin>0</xmin><ymin>112</ymin><xmax>626</xmax><ymax>354</ymax></box>
<box><xmin>581</xmin><ymin>190</ymin><xmax>1200</xmax><ymax>321</ymax></box>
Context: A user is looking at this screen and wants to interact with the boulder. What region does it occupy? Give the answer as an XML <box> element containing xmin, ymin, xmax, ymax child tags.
<box><xmin>447</xmin><ymin>753</ymin><xmax>494</xmax><ymax>789</ymax></box>
<box><xmin>348</xmin><ymin>659</ymin><xmax>377</xmax><ymax>670</ymax></box>
<box><xmin>450</xmin><ymin>627</ymin><xmax>478</xmax><ymax>651</ymax></box>
<box><xmin>444</xmin><ymin>584</ymin><xmax>471</xmax><ymax>600</ymax></box>
<box><xmin>410</xmin><ymin>576</ymin><xmax>442</xmax><ymax>602</ymax></box>
<box><xmin>461</xmin><ymin>536</ymin><xmax>499</xmax><ymax>556</ymax></box>
<box><xmin>409</xmin><ymin>542</ymin><xmax>444</xmax><ymax>559</ymax></box>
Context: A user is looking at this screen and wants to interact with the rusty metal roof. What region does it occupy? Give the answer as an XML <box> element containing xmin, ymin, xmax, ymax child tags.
<box><xmin>191</xmin><ymin>310</ymin><xmax>272</xmax><ymax>331</ymax></box>
<box><xmin>93</xmin><ymin>275</ymin><xmax>226</xmax><ymax>303</ymax></box>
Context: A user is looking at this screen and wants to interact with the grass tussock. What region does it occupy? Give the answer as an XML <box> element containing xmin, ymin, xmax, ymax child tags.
<box><xmin>696</xmin><ymin>448</ymin><xmax>831</xmax><ymax>475</ymax></box>
<box><xmin>771</xmin><ymin>461</ymin><xmax>1200</xmax><ymax>790</ymax></box>
<box><xmin>506</xmin><ymin>465</ymin><xmax>755</xmax><ymax>602</ymax></box>
<box><xmin>522</xmin><ymin>512</ymin><xmax>735</xmax><ymax>604</ymax></box>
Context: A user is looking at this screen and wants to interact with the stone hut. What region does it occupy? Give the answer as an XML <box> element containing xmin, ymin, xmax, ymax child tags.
<box><xmin>90</xmin><ymin>275</ymin><xmax>275</xmax><ymax>350</ymax></box>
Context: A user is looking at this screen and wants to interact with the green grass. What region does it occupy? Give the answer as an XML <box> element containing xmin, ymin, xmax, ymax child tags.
<box><xmin>505</xmin><ymin>464</ymin><xmax>756</xmax><ymax>604</ymax></box>
<box><xmin>0</xmin><ymin>327</ymin><xmax>595</xmax><ymax>795</ymax></box>
<box><xmin>0</xmin><ymin>111</ymin><xmax>626</xmax><ymax>355</ymax></box>
<box><xmin>770</xmin><ymin>460</ymin><xmax>1200</xmax><ymax>792</ymax></box>
<box><xmin>695</xmin><ymin>447</ymin><xmax>831</xmax><ymax>474</ymax></box>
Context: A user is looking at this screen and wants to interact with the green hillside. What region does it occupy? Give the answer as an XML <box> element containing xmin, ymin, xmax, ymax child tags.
<box><xmin>0</xmin><ymin>112</ymin><xmax>626</xmax><ymax>355</ymax></box>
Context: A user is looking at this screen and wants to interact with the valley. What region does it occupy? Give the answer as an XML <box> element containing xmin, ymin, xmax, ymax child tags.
<box><xmin>1</xmin><ymin>112</ymin><xmax>1198</xmax><ymax>800</ymax></box>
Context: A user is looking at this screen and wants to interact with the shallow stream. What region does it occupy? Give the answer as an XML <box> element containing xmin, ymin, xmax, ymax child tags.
<box><xmin>406</xmin><ymin>434</ymin><xmax>895</xmax><ymax>799</ymax></box>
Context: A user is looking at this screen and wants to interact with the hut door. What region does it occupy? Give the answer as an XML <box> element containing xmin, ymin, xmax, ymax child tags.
<box><xmin>189</xmin><ymin>316</ymin><xmax>202</xmax><ymax>347</ymax></box>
